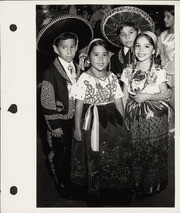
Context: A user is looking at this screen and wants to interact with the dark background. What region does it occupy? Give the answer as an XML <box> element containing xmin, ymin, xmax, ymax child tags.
<box><xmin>37</xmin><ymin>4</ymin><xmax>175</xmax><ymax>208</ymax></box>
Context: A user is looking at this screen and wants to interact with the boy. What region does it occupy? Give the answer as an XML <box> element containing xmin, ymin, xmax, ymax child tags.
<box><xmin>37</xmin><ymin>15</ymin><xmax>93</xmax><ymax>199</ymax></box>
<box><xmin>109</xmin><ymin>22</ymin><xmax>139</xmax><ymax>87</ymax></box>
<box><xmin>101</xmin><ymin>6</ymin><xmax>155</xmax><ymax>88</ymax></box>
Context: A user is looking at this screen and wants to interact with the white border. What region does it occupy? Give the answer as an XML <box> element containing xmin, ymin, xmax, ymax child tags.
<box><xmin>1</xmin><ymin>1</ymin><xmax>180</xmax><ymax>213</ymax></box>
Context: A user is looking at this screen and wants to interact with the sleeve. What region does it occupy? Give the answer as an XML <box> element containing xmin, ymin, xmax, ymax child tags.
<box><xmin>111</xmin><ymin>73</ymin><xmax>124</xmax><ymax>99</ymax></box>
<box><xmin>40</xmin><ymin>69</ymin><xmax>62</xmax><ymax>130</ymax></box>
<box><xmin>121</xmin><ymin>68</ymin><xmax>129</xmax><ymax>85</ymax></box>
<box><xmin>72</xmin><ymin>73</ymin><xmax>87</xmax><ymax>100</ymax></box>
<box><xmin>156</xmin><ymin>68</ymin><xmax>167</xmax><ymax>86</ymax></box>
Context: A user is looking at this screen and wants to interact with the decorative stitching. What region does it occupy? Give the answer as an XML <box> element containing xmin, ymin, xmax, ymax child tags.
<box><xmin>41</xmin><ymin>81</ymin><xmax>56</xmax><ymax>110</ymax></box>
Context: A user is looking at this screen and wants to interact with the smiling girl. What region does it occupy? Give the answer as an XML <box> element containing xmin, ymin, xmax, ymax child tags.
<box><xmin>121</xmin><ymin>31</ymin><xmax>172</xmax><ymax>197</ymax></box>
<box><xmin>71</xmin><ymin>38</ymin><xmax>132</xmax><ymax>200</ymax></box>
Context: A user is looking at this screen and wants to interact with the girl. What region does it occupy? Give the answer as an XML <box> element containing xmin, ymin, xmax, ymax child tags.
<box><xmin>157</xmin><ymin>6</ymin><xmax>175</xmax><ymax>132</ymax></box>
<box><xmin>121</xmin><ymin>31</ymin><xmax>171</xmax><ymax>197</ymax></box>
<box><xmin>71</xmin><ymin>38</ymin><xmax>132</xmax><ymax>198</ymax></box>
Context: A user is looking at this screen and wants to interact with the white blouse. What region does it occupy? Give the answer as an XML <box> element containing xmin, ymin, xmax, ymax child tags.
<box><xmin>73</xmin><ymin>72</ymin><xmax>123</xmax><ymax>104</ymax></box>
<box><xmin>121</xmin><ymin>64</ymin><xmax>167</xmax><ymax>95</ymax></box>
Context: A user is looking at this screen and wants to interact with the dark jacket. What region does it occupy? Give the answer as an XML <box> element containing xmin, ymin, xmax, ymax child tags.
<box><xmin>41</xmin><ymin>58</ymin><xmax>80</xmax><ymax>130</ymax></box>
<box><xmin>109</xmin><ymin>48</ymin><xmax>134</xmax><ymax>88</ymax></box>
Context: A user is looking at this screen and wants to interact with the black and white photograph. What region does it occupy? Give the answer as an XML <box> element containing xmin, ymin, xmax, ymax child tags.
<box><xmin>1</xmin><ymin>1</ymin><xmax>180</xmax><ymax>213</ymax></box>
<box><xmin>37</xmin><ymin>3</ymin><xmax>176</xmax><ymax>208</ymax></box>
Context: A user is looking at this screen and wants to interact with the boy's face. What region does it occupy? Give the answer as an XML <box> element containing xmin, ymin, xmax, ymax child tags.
<box><xmin>53</xmin><ymin>38</ymin><xmax>77</xmax><ymax>63</ymax></box>
<box><xmin>118</xmin><ymin>26</ymin><xmax>138</xmax><ymax>48</ymax></box>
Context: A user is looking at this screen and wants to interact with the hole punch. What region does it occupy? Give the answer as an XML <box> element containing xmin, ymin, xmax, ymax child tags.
<box><xmin>9</xmin><ymin>24</ymin><xmax>17</xmax><ymax>32</ymax></box>
<box><xmin>10</xmin><ymin>186</ymin><xmax>18</xmax><ymax>195</ymax></box>
<box><xmin>8</xmin><ymin>104</ymin><xmax>18</xmax><ymax>114</ymax></box>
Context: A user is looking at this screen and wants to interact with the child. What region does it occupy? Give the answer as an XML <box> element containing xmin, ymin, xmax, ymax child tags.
<box><xmin>71</xmin><ymin>38</ymin><xmax>132</xmax><ymax>201</ymax></box>
<box><xmin>37</xmin><ymin>15</ymin><xmax>93</xmax><ymax>199</ymax></box>
<box><xmin>157</xmin><ymin>5</ymin><xmax>175</xmax><ymax>132</ymax></box>
<box><xmin>121</xmin><ymin>31</ymin><xmax>171</xmax><ymax>197</ymax></box>
<box><xmin>109</xmin><ymin>21</ymin><xmax>139</xmax><ymax>87</ymax></box>
<box><xmin>101</xmin><ymin>6</ymin><xmax>155</xmax><ymax>88</ymax></box>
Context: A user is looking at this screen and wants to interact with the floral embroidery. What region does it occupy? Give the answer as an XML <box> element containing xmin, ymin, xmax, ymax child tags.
<box><xmin>41</xmin><ymin>81</ymin><xmax>56</xmax><ymax>110</ymax></box>
<box><xmin>127</xmin><ymin>65</ymin><xmax>158</xmax><ymax>94</ymax></box>
<box><xmin>118</xmin><ymin>49</ymin><xmax>124</xmax><ymax>64</ymax></box>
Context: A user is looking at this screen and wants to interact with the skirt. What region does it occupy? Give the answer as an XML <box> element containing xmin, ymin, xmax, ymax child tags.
<box><xmin>71</xmin><ymin>102</ymin><xmax>132</xmax><ymax>195</ymax></box>
<box><xmin>125</xmin><ymin>97</ymin><xmax>169</xmax><ymax>195</ymax></box>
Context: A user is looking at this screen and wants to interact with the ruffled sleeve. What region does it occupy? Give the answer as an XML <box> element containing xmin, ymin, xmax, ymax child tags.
<box><xmin>111</xmin><ymin>73</ymin><xmax>124</xmax><ymax>99</ymax></box>
<box><xmin>155</xmin><ymin>67</ymin><xmax>167</xmax><ymax>86</ymax></box>
<box><xmin>121</xmin><ymin>67</ymin><xmax>132</xmax><ymax>85</ymax></box>
<box><xmin>72</xmin><ymin>73</ymin><xmax>87</xmax><ymax>100</ymax></box>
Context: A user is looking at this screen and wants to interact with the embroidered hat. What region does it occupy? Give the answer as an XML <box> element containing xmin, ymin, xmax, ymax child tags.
<box><xmin>37</xmin><ymin>15</ymin><xmax>94</xmax><ymax>56</ymax></box>
<box><xmin>101</xmin><ymin>6</ymin><xmax>155</xmax><ymax>47</ymax></box>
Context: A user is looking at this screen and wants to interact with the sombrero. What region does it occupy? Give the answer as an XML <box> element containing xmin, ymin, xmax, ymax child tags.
<box><xmin>37</xmin><ymin>15</ymin><xmax>93</xmax><ymax>56</ymax></box>
<box><xmin>101</xmin><ymin>6</ymin><xmax>155</xmax><ymax>48</ymax></box>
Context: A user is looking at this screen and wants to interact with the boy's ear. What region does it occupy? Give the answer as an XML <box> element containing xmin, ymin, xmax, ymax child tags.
<box><xmin>53</xmin><ymin>45</ymin><xmax>59</xmax><ymax>55</ymax></box>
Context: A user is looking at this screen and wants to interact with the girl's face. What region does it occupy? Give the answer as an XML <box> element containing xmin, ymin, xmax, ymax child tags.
<box><xmin>89</xmin><ymin>45</ymin><xmax>109</xmax><ymax>72</ymax></box>
<box><xmin>134</xmin><ymin>36</ymin><xmax>155</xmax><ymax>63</ymax></box>
<box><xmin>164</xmin><ymin>11</ymin><xmax>174</xmax><ymax>28</ymax></box>
<box><xmin>118</xmin><ymin>26</ymin><xmax>138</xmax><ymax>48</ymax></box>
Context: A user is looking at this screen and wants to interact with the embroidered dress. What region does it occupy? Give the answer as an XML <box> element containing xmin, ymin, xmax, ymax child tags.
<box><xmin>121</xmin><ymin>64</ymin><xmax>169</xmax><ymax>195</ymax></box>
<box><xmin>71</xmin><ymin>72</ymin><xmax>132</xmax><ymax>195</ymax></box>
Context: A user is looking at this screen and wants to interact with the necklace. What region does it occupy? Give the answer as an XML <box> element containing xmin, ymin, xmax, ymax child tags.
<box><xmin>90</xmin><ymin>69</ymin><xmax>112</xmax><ymax>102</ymax></box>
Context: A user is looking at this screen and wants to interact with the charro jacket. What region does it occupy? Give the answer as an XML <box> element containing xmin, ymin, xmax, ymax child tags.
<box><xmin>109</xmin><ymin>48</ymin><xmax>134</xmax><ymax>88</ymax></box>
<box><xmin>40</xmin><ymin>57</ymin><xmax>80</xmax><ymax>131</ymax></box>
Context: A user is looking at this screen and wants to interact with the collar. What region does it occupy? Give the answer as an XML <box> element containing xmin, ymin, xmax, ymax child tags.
<box><xmin>58</xmin><ymin>57</ymin><xmax>74</xmax><ymax>70</ymax></box>
<box><xmin>124</xmin><ymin>47</ymin><xmax>130</xmax><ymax>55</ymax></box>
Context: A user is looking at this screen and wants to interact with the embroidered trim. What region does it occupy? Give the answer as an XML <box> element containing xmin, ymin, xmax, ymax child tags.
<box><xmin>41</xmin><ymin>81</ymin><xmax>56</xmax><ymax>110</ymax></box>
<box><xmin>54</xmin><ymin>58</ymin><xmax>71</xmax><ymax>83</ymax></box>
<box><xmin>45</xmin><ymin>99</ymin><xmax>75</xmax><ymax>120</ymax></box>
<box><xmin>118</xmin><ymin>49</ymin><xmax>124</xmax><ymax>64</ymax></box>
<box><xmin>48</xmin><ymin>150</ymin><xmax>58</xmax><ymax>183</ymax></box>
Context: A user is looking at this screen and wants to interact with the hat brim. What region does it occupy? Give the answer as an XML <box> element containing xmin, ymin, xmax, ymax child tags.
<box><xmin>37</xmin><ymin>15</ymin><xmax>93</xmax><ymax>56</ymax></box>
<box><xmin>101</xmin><ymin>6</ymin><xmax>155</xmax><ymax>48</ymax></box>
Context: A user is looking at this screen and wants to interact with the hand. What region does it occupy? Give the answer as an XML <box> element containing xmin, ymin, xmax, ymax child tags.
<box><xmin>74</xmin><ymin>128</ymin><xmax>82</xmax><ymax>142</ymax></box>
<box><xmin>133</xmin><ymin>92</ymin><xmax>148</xmax><ymax>103</ymax></box>
<box><xmin>162</xmin><ymin>89</ymin><xmax>173</xmax><ymax>102</ymax></box>
<box><xmin>52</xmin><ymin>128</ymin><xmax>63</xmax><ymax>138</ymax></box>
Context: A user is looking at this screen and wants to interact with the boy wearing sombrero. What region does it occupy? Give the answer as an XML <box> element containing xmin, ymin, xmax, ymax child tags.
<box><xmin>101</xmin><ymin>6</ymin><xmax>155</xmax><ymax>89</ymax></box>
<box><xmin>37</xmin><ymin>15</ymin><xmax>93</xmax><ymax>199</ymax></box>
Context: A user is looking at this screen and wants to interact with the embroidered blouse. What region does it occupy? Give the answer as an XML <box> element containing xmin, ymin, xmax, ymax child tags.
<box><xmin>121</xmin><ymin>64</ymin><xmax>167</xmax><ymax>95</ymax></box>
<box><xmin>73</xmin><ymin>72</ymin><xmax>123</xmax><ymax>104</ymax></box>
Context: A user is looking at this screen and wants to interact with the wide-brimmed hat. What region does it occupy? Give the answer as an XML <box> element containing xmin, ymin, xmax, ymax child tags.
<box><xmin>101</xmin><ymin>6</ymin><xmax>155</xmax><ymax>48</ymax></box>
<box><xmin>37</xmin><ymin>15</ymin><xmax>93</xmax><ymax>56</ymax></box>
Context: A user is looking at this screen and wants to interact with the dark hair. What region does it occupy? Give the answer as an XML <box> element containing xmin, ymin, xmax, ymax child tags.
<box><xmin>53</xmin><ymin>32</ymin><xmax>78</xmax><ymax>47</ymax></box>
<box><xmin>116</xmin><ymin>21</ymin><xmax>139</xmax><ymax>36</ymax></box>
<box><xmin>164</xmin><ymin>5</ymin><xmax>174</xmax><ymax>16</ymax></box>
<box><xmin>81</xmin><ymin>7</ymin><xmax>92</xmax><ymax>16</ymax></box>
<box><xmin>134</xmin><ymin>33</ymin><xmax>156</xmax><ymax>50</ymax></box>
<box><xmin>87</xmin><ymin>39</ymin><xmax>109</xmax><ymax>56</ymax></box>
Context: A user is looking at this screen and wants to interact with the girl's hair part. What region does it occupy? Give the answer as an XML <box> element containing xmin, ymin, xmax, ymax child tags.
<box><xmin>134</xmin><ymin>31</ymin><xmax>157</xmax><ymax>50</ymax></box>
<box><xmin>86</xmin><ymin>38</ymin><xmax>109</xmax><ymax>56</ymax></box>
